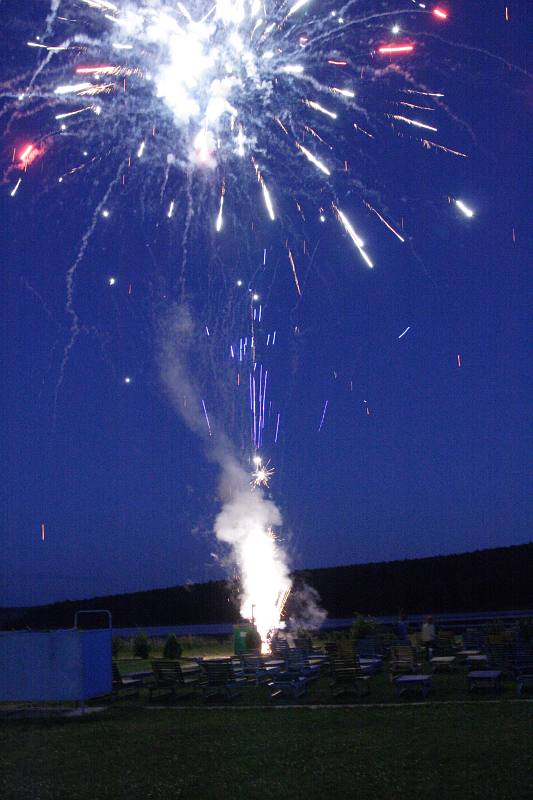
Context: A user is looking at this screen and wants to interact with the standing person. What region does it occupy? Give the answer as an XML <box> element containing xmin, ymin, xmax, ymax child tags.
<box><xmin>421</xmin><ymin>615</ymin><xmax>436</xmax><ymax>659</ymax></box>
<box><xmin>397</xmin><ymin>612</ymin><xmax>409</xmax><ymax>642</ymax></box>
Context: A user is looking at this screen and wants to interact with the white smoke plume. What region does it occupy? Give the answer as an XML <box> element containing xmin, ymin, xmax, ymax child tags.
<box><xmin>214</xmin><ymin>456</ymin><xmax>292</xmax><ymax>645</ymax></box>
<box><xmin>158</xmin><ymin>303</ymin><xmax>293</xmax><ymax>646</ymax></box>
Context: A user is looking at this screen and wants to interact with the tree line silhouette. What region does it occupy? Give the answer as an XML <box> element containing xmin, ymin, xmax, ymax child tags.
<box><xmin>2</xmin><ymin>543</ymin><xmax>531</xmax><ymax>630</ymax></box>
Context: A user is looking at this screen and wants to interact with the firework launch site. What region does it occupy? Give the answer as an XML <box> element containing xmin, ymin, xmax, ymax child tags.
<box><xmin>2</xmin><ymin>545</ymin><xmax>532</xmax><ymax>799</ymax></box>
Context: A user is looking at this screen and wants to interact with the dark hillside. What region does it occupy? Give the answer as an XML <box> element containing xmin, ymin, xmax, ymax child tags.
<box><xmin>2</xmin><ymin>542</ymin><xmax>531</xmax><ymax>630</ymax></box>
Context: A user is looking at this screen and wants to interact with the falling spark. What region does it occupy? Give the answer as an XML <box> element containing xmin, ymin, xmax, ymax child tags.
<box><xmin>261</xmin><ymin>180</ymin><xmax>275</xmax><ymax>221</ymax></box>
<box><xmin>378</xmin><ymin>44</ymin><xmax>414</xmax><ymax>55</ymax></box>
<box><xmin>457</xmin><ymin>353</ymin><xmax>461</xmax><ymax>368</ymax></box>
<box><xmin>167</xmin><ymin>200</ymin><xmax>175</xmax><ymax>218</ymax></box>
<box><xmin>364</xmin><ymin>201</ymin><xmax>405</xmax><ymax>242</ymax></box>
<box><xmin>406</xmin><ymin>89</ymin><xmax>445</xmax><ymax>97</ymax></box>
<box><xmin>296</xmin><ymin>143</ymin><xmax>331</xmax><ymax>175</ymax></box>
<box><xmin>275</xmin><ymin>117</ymin><xmax>289</xmax><ymax>135</ymax></box>
<box><xmin>306</xmin><ymin>100</ymin><xmax>337</xmax><ymax>119</ymax></box>
<box><xmin>392</xmin><ymin>115</ymin><xmax>438</xmax><ymax>132</ymax></box>
<box><xmin>287</xmin><ymin>0</ymin><xmax>310</xmax><ymax>17</ymax></box>
<box><xmin>318</xmin><ymin>400</ymin><xmax>329</xmax><ymax>432</ymax></box>
<box><xmin>433</xmin><ymin>8</ymin><xmax>448</xmax><ymax>20</ymax></box>
<box><xmin>281</xmin><ymin>64</ymin><xmax>304</xmax><ymax>75</ymax></box>
<box><xmin>41</xmin><ymin>522</ymin><xmax>45</xmax><ymax>542</ymax></box>
<box><xmin>216</xmin><ymin>183</ymin><xmax>225</xmax><ymax>231</ymax></box>
<box><xmin>332</xmin><ymin>204</ymin><xmax>374</xmax><ymax>268</ymax></box>
<box><xmin>330</xmin><ymin>87</ymin><xmax>355</xmax><ymax>98</ymax></box>
<box><xmin>398</xmin><ymin>326</ymin><xmax>411</xmax><ymax>339</ymax></box>
<box><xmin>456</xmin><ymin>199</ymin><xmax>474</xmax><ymax>218</ymax></box>
<box><xmin>10</xmin><ymin>178</ymin><xmax>22</xmax><ymax>197</ymax></box>
<box><xmin>201</xmin><ymin>399</ymin><xmax>212</xmax><ymax>436</ymax></box>
<box><xmin>421</xmin><ymin>139</ymin><xmax>467</xmax><ymax>157</ymax></box>
<box><xmin>54</xmin><ymin>82</ymin><xmax>92</xmax><ymax>94</ymax></box>
<box><xmin>287</xmin><ymin>248</ymin><xmax>302</xmax><ymax>296</ymax></box>
<box><xmin>19</xmin><ymin>145</ymin><xmax>34</xmax><ymax>162</ymax></box>
<box><xmin>27</xmin><ymin>41</ymin><xmax>69</xmax><ymax>51</ymax></box>
<box><xmin>55</xmin><ymin>106</ymin><xmax>94</xmax><ymax>119</ymax></box>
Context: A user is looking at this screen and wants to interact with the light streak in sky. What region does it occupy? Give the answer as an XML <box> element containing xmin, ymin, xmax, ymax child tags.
<box><xmin>332</xmin><ymin>204</ymin><xmax>374</xmax><ymax>268</ymax></box>
<box><xmin>456</xmin><ymin>199</ymin><xmax>474</xmax><ymax>218</ymax></box>
<box><xmin>41</xmin><ymin>522</ymin><xmax>46</xmax><ymax>542</ymax></box>
<box><xmin>287</xmin><ymin>248</ymin><xmax>302</xmax><ymax>296</ymax></box>
<box><xmin>306</xmin><ymin>100</ymin><xmax>338</xmax><ymax>120</ymax></box>
<box><xmin>378</xmin><ymin>44</ymin><xmax>414</xmax><ymax>54</ymax></box>
<box><xmin>363</xmin><ymin>201</ymin><xmax>405</xmax><ymax>242</ymax></box>
<box><xmin>201</xmin><ymin>398</ymin><xmax>212</xmax><ymax>436</ymax></box>
<box><xmin>10</xmin><ymin>178</ymin><xmax>22</xmax><ymax>197</ymax></box>
<box><xmin>398</xmin><ymin>326</ymin><xmax>411</xmax><ymax>339</ymax></box>
<box><xmin>295</xmin><ymin>143</ymin><xmax>331</xmax><ymax>176</ymax></box>
<box><xmin>318</xmin><ymin>400</ymin><xmax>329</xmax><ymax>432</ymax></box>
<box><xmin>392</xmin><ymin>115</ymin><xmax>438</xmax><ymax>132</ymax></box>
<box><xmin>3</xmin><ymin>0</ymin><xmax>489</xmax><ymax>641</ymax></box>
<box><xmin>261</xmin><ymin>180</ymin><xmax>275</xmax><ymax>222</ymax></box>
<box><xmin>54</xmin><ymin>82</ymin><xmax>92</xmax><ymax>94</ymax></box>
<box><xmin>19</xmin><ymin>145</ymin><xmax>34</xmax><ymax>162</ymax></box>
<box><xmin>287</xmin><ymin>0</ymin><xmax>310</xmax><ymax>18</ymax></box>
<box><xmin>216</xmin><ymin>183</ymin><xmax>225</xmax><ymax>231</ymax></box>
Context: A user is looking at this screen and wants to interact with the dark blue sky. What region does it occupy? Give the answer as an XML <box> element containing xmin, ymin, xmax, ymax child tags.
<box><xmin>1</xmin><ymin>1</ymin><xmax>531</xmax><ymax>607</ymax></box>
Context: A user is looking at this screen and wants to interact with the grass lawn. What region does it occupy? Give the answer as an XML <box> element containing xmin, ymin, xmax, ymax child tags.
<box><xmin>1</xmin><ymin>702</ymin><xmax>532</xmax><ymax>799</ymax></box>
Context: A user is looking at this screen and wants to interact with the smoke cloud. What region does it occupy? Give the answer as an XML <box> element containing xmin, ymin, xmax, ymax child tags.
<box><xmin>159</xmin><ymin>302</ymin><xmax>323</xmax><ymax>644</ymax></box>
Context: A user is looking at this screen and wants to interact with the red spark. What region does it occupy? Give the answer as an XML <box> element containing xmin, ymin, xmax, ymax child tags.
<box><xmin>19</xmin><ymin>144</ymin><xmax>34</xmax><ymax>161</ymax></box>
<box><xmin>457</xmin><ymin>354</ymin><xmax>461</xmax><ymax>368</ymax></box>
<box><xmin>18</xmin><ymin>143</ymin><xmax>42</xmax><ymax>168</ymax></box>
<box><xmin>433</xmin><ymin>8</ymin><xmax>448</xmax><ymax>20</ymax></box>
<box><xmin>328</xmin><ymin>59</ymin><xmax>347</xmax><ymax>66</ymax></box>
<box><xmin>378</xmin><ymin>44</ymin><xmax>414</xmax><ymax>55</ymax></box>
<box><xmin>41</xmin><ymin>522</ymin><xmax>45</xmax><ymax>542</ymax></box>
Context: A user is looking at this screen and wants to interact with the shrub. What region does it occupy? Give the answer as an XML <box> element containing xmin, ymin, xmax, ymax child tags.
<box><xmin>350</xmin><ymin>613</ymin><xmax>378</xmax><ymax>641</ymax></box>
<box><xmin>133</xmin><ymin>633</ymin><xmax>151</xmax><ymax>660</ymax></box>
<box><xmin>163</xmin><ymin>634</ymin><xmax>182</xmax><ymax>659</ymax></box>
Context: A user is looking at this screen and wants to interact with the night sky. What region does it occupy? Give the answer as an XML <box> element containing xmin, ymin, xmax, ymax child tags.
<box><xmin>1</xmin><ymin>1</ymin><xmax>531</xmax><ymax>607</ymax></box>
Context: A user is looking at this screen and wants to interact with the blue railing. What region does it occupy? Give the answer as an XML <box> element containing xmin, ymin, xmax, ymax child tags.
<box><xmin>110</xmin><ymin>608</ymin><xmax>533</xmax><ymax>638</ymax></box>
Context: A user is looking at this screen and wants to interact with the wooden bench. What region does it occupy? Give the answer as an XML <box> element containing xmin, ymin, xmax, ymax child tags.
<box><xmin>330</xmin><ymin>656</ymin><xmax>371</xmax><ymax>698</ymax></box>
<box><xmin>389</xmin><ymin>645</ymin><xmax>421</xmax><ymax>677</ymax></box>
<box><xmin>240</xmin><ymin>654</ymin><xmax>281</xmax><ymax>686</ymax></box>
<box><xmin>149</xmin><ymin>659</ymin><xmax>201</xmax><ymax>700</ymax></box>
<box><xmin>201</xmin><ymin>660</ymin><xmax>247</xmax><ymax>700</ymax></box>
<box><xmin>112</xmin><ymin>661</ymin><xmax>142</xmax><ymax>698</ymax></box>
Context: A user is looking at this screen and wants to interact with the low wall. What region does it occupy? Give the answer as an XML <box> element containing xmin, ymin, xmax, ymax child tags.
<box><xmin>0</xmin><ymin>629</ymin><xmax>112</xmax><ymax>702</ymax></box>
